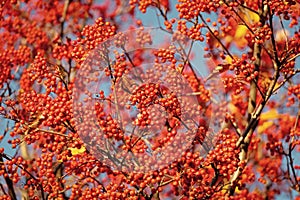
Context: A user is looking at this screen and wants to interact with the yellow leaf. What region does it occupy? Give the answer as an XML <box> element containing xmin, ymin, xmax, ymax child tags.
<box><xmin>233</xmin><ymin>25</ymin><xmax>249</xmax><ymax>48</ymax></box>
<box><xmin>246</xmin><ymin>11</ymin><xmax>259</xmax><ymax>23</ymax></box>
<box><xmin>228</xmin><ymin>103</ymin><xmax>237</xmax><ymax>113</ymax></box>
<box><xmin>258</xmin><ymin>121</ymin><xmax>273</xmax><ymax>134</ymax></box>
<box><xmin>69</xmin><ymin>146</ymin><xmax>86</xmax><ymax>156</ymax></box>
<box><xmin>260</xmin><ymin>109</ymin><xmax>279</xmax><ymax>121</ymax></box>
<box><xmin>225</xmin><ymin>55</ymin><xmax>233</xmax><ymax>64</ymax></box>
<box><xmin>224</xmin><ymin>35</ymin><xmax>233</xmax><ymax>44</ymax></box>
<box><xmin>239</xmin><ymin>8</ymin><xmax>260</xmax><ymax>24</ymax></box>
<box><xmin>235</xmin><ymin>25</ymin><xmax>248</xmax><ymax>39</ymax></box>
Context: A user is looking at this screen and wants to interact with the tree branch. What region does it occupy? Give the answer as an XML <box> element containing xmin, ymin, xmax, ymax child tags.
<box><xmin>60</xmin><ymin>0</ymin><xmax>70</xmax><ymax>39</ymax></box>
<box><xmin>228</xmin><ymin>2</ymin><xmax>270</xmax><ymax>195</ymax></box>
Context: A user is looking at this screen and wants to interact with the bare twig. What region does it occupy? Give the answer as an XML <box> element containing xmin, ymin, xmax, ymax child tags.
<box><xmin>237</xmin><ymin>1</ymin><xmax>259</xmax><ymax>15</ymax></box>
<box><xmin>228</xmin><ymin>117</ymin><xmax>242</xmax><ymax>136</ymax></box>
<box><xmin>268</xmin><ymin>9</ymin><xmax>280</xmax><ymax>66</ymax></box>
<box><xmin>198</xmin><ymin>13</ymin><xmax>235</xmax><ymax>60</ymax></box>
<box><xmin>272</xmin><ymin>69</ymin><xmax>300</xmax><ymax>93</ymax></box>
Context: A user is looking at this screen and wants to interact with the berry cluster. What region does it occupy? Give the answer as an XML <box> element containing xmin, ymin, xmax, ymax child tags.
<box><xmin>154</xmin><ymin>46</ymin><xmax>176</xmax><ymax>64</ymax></box>
<box><xmin>287</xmin><ymin>84</ymin><xmax>300</xmax><ymax>106</ymax></box>
<box><xmin>0</xmin><ymin>45</ymin><xmax>31</xmax><ymax>89</ymax></box>
<box><xmin>223</xmin><ymin>76</ymin><xmax>246</xmax><ymax>95</ymax></box>
<box><xmin>205</xmin><ymin>129</ymin><xmax>240</xmax><ymax>179</ymax></box>
<box><xmin>72</xmin><ymin>17</ymin><xmax>116</xmax><ymax>65</ymax></box>
<box><xmin>130</xmin><ymin>0</ymin><xmax>169</xmax><ymax>14</ymax></box>
<box><xmin>53</xmin><ymin>38</ymin><xmax>74</xmax><ymax>60</ymax></box>
<box><xmin>176</xmin><ymin>0</ymin><xmax>220</xmax><ymax>20</ymax></box>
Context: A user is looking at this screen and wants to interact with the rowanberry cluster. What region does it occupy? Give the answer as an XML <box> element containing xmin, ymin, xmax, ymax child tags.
<box><xmin>204</xmin><ymin>129</ymin><xmax>240</xmax><ymax>178</ymax></box>
<box><xmin>135</xmin><ymin>27</ymin><xmax>153</xmax><ymax>46</ymax></box>
<box><xmin>228</xmin><ymin>54</ymin><xmax>259</xmax><ymax>82</ymax></box>
<box><xmin>176</xmin><ymin>0</ymin><xmax>221</xmax><ymax>20</ymax></box>
<box><xmin>267</xmin><ymin>0</ymin><xmax>298</xmax><ymax>27</ymax></box>
<box><xmin>177</xmin><ymin>20</ymin><xmax>205</xmax><ymax>41</ymax></box>
<box><xmin>223</xmin><ymin>76</ymin><xmax>248</xmax><ymax>95</ymax></box>
<box><xmin>130</xmin><ymin>0</ymin><xmax>170</xmax><ymax>14</ymax></box>
<box><xmin>287</xmin><ymin>84</ymin><xmax>300</xmax><ymax>106</ymax></box>
<box><xmin>0</xmin><ymin>45</ymin><xmax>31</xmax><ymax>89</ymax></box>
<box><xmin>154</xmin><ymin>46</ymin><xmax>176</xmax><ymax>64</ymax></box>
<box><xmin>129</xmin><ymin>0</ymin><xmax>152</xmax><ymax>13</ymax></box>
<box><xmin>82</xmin><ymin>18</ymin><xmax>116</xmax><ymax>50</ymax></box>
<box><xmin>111</xmin><ymin>53</ymin><xmax>128</xmax><ymax>79</ymax></box>
<box><xmin>251</xmin><ymin>24</ymin><xmax>273</xmax><ymax>45</ymax></box>
<box><xmin>72</xmin><ymin>17</ymin><xmax>116</xmax><ymax>65</ymax></box>
<box><xmin>53</xmin><ymin>38</ymin><xmax>74</xmax><ymax>60</ymax></box>
<box><xmin>257</xmin><ymin>156</ymin><xmax>283</xmax><ymax>184</ymax></box>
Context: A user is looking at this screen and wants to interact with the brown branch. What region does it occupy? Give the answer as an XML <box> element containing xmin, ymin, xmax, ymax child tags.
<box><xmin>155</xmin><ymin>2</ymin><xmax>168</xmax><ymax>22</ymax></box>
<box><xmin>228</xmin><ymin>117</ymin><xmax>242</xmax><ymax>136</ymax></box>
<box><xmin>278</xmin><ymin>15</ymin><xmax>289</xmax><ymax>52</ymax></box>
<box><xmin>175</xmin><ymin>41</ymin><xmax>203</xmax><ymax>86</ymax></box>
<box><xmin>60</xmin><ymin>0</ymin><xmax>70</xmax><ymax>39</ymax></box>
<box><xmin>37</xmin><ymin>128</ymin><xmax>73</xmax><ymax>139</ymax></box>
<box><xmin>288</xmin><ymin>141</ymin><xmax>300</xmax><ymax>192</ymax></box>
<box><xmin>252</xmin><ymin>78</ymin><xmax>265</xmax><ymax>99</ymax></box>
<box><xmin>159</xmin><ymin>177</ymin><xmax>175</xmax><ymax>187</ymax></box>
<box><xmin>228</xmin><ymin>2</ymin><xmax>270</xmax><ymax>195</ymax></box>
<box><xmin>284</xmin><ymin>52</ymin><xmax>300</xmax><ymax>65</ymax></box>
<box><xmin>54</xmin><ymin>162</ymin><xmax>68</xmax><ymax>199</ymax></box>
<box><xmin>0</xmin><ymin>183</ymin><xmax>7</xmax><ymax>196</ymax></box>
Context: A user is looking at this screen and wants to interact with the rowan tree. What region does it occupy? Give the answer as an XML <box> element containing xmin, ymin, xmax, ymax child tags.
<box><xmin>0</xmin><ymin>0</ymin><xmax>300</xmax><ymax>199</ymax></box>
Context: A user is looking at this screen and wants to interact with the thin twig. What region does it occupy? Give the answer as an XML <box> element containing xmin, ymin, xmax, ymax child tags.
<box><xmin>272</xmin><ymin>69</ymin><xmax>300</xmax><ymax>93</ymax></box>
<box><xmin>1</xmin><ymin>153</ymin><xmax>46</xmax><ymax>200</ymax></box>
<box><xmin>237</xmin><ymin>0</ymin><xmax>259</xmax><ymax>15</ymax></box>
<box><xmin>198</xmin><ymin>13</ymin><xmax>235</xmax><ymax>60</ymax></box>
<box><xmin>268</xmin><ymin>9</ymin><xmax>280</xmax><ymax>66</ymax></box>
<box><xmin>0</xmin><ymin>155</ymin><xmax>17</xmax><ymax>200</ymax></box>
